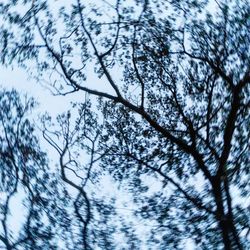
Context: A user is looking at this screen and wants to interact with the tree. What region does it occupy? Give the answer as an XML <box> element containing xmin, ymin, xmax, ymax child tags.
<box><xmin>0</xmin><ymin>91</ymin><xmax>124</xmax><ymax>250</ymax></box>
<box><xmin>0</xmin><ymin>90</ymin><xmax>115</xmax><ymax>250</ymax></box>
<box><xmin>41</xmin><ymin>103</ymin><xmax>120</xmax><ymax>250</ymax></box>
<box><xmin>0</xmin><ymin>89</ymin><xmax>63</xmax><ymax>249</ymax></box>
<box><xmin>0</xmin><ymin>0</ymin><xmax>250</xmax><ymax>249</ymax></box>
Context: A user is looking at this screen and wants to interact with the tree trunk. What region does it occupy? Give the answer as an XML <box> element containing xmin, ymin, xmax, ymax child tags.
<box><xmin>213</xmin><ymin>181</ymin><xmax>232</xmax><ymax>250</ymax></box>
<box><xmin>223</xmin><ymin>177</ymin><xmax>243</xmax><ymax>250</ymax></box>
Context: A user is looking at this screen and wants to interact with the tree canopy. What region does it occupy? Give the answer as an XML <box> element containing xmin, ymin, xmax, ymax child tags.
<box><xmin>0</xmin><ymin>89</ymin><xmax>62</xmax><ymax>249</ymax></box>
<box><xmin>0</xmin><ymin>0</ymin><xmax>250</xmax><ymax>249</ymax></box>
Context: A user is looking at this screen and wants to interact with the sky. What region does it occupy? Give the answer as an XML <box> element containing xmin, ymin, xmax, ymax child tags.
<box><xmin>0</xmin><ymin>67</ymin><xmax>77</xmax><ymax>115</ymax></box>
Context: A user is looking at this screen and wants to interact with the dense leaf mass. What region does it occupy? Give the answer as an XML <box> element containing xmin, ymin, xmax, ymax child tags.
<box><xmin>0</xmin><ymin>0</ymin><xmax>249</xmax><ymax>249</ymax></box>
